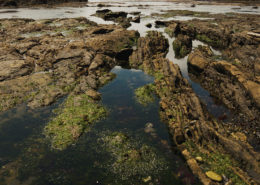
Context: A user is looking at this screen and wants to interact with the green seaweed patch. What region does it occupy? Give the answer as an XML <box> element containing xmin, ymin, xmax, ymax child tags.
<box><xmin>99</xmin><ymin>72</ymin><xmax>117</xmax><ymax>87</ymax></box>
<box><xmin>173</xmin><ymin>40</ymin><xmax>189</xmax><ymax>59</ymax></box>
<box><xmin>195</xmin><ymin>34</ymin><xmax>223</xmax><ymax>48</ymax></box>
<box><xmin>185</xmin><ymin>141</ymin><xmax>246</xmax><ymax>185</ymax></box>
<box><xmin>135</xmin><ymin>84</ymin><xmax>156</xmax><ymax>106</ymax></box>
<box><xmin>164</xmin><ymin>27</ymin><xmax>174</xmax><ymax>38</ymax></box>
<box><xmin>99</xmin><ymin>131</ymin><xmax>169</xmax><ymax>181</ymax></box>
<box><xmin>44</xmin><ymin>94</ymin><xmax>107</xmax><ymax>150</ymax></box>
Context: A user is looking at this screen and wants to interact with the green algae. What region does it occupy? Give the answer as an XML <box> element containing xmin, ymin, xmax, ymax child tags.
<box><xmin>173</xmin><ymin>40</ymin><xmax>190</xmax><ymax>58</ymax></box>
<box><xmin>185</xmin><ymin>141</ymin><xmax>247</xmax><ymax>185</ymax></box>
<box><xmin>44</xmin><ymin>94</ymin><xmax>107</xmax><ymax>150</ymax></box>
<box><xmin>164</xmin><ymin>27</ymin><xmax>174</xmax><ymax>38</ymax></box>
<box><xmin>135</xmin><ymin>84</ymin><xmax>156</xmax><ymax>106</ymax></box>
<box><xmin>196</xmin><ymin>34</ymin><xmax>223</xmax><ymax>48</ymax></box>
<box><xmin>99</xmin><ymin>131</ymin><xmax>169</xmax><ymax>181</ymax></box>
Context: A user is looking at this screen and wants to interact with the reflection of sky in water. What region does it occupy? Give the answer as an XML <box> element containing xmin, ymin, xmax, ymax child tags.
<box><xmin>0</xmin><ymin>101</ymin><xmax>60</xmax><ymax>166</ymax></box>
<box><xmin>0</xmin><ymin>68</ymin><xmax>191</xmax><ymax>184</ymax></box>
<box><xmin>0</xmin><ymin>0</ymin><xmax>259</xmax><ymax>20</ymax></box>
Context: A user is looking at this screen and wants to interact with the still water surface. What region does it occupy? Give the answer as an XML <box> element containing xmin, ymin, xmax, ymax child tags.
<box><xmin>0</xmin><ymin>67</ymin><xmax>200</xmax><ymax>184</ymax></box>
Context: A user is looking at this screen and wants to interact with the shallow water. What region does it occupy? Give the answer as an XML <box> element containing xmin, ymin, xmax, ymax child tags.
<box><xmin>0</xmin><ymin>0</ymin><xmax>259</xmax><ymax>20</ymax></box>
<box><xmin>0</xmin><ymin>67</ymin><xmax>199</xmax><ymax>185</ymax></box>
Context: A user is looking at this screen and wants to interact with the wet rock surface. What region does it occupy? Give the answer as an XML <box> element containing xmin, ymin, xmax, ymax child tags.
<box><xmin>129</xmin><ymin>32</ymin><xmax>260</xmax><ymax>185</ymax></box>
<box><xmin>0</xmin><ymin>17</ymin><xmax>139</xmax><ymax>151</ymax></box>
<box><xmin>0</xmin><ymin>18</ymin><xmax>138</xmax><ymax>112</ymax></box>
<box><xmin>172</xmin><ymin>34</ymin><xmax>192</xmax><ymax>58</ymax></box>
<box><xmin>163</xmin><ymin>11</ymin><xmax>260</xmax><ymax>149</ymax></box>
<box><xmin>94</xmin><ymin>9</ymin><xmax>132</xmax><ymax>28</ymax></box>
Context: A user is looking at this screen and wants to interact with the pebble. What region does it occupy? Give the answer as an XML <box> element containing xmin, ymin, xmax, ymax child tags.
<box><xmin>195</xmin><ymin>156</ymin><xmax>203</xmax><ymax>162</ymax></box>
<box><xmin>206</xmin><ymin>171</ymin><xmax>222</xmax><ymax>182</ymax></box>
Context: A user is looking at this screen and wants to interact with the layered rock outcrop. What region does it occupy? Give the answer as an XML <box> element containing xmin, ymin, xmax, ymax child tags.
<box><xmin>129</xmin><ymin>32</ymin><xmax>260</xmax><ymax>185</ymax></box>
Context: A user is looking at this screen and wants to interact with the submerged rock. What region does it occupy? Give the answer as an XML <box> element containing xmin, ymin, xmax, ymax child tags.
<box><xmin>144</xmin><ymin>122</ymin><xmax>157</xmax><ymax>138</ymax></box>
<box><xmin>142</xmin><ymin>176</ymin><xmax>152</xmax><ymax>183</ymax></box>
<box><xmin>44</xmin><ymin>94</ymin><xmax>107</xmax><ymax>150</ymax></box>
<box><xmin>135</xmin><ymin>84</ymin><xmax>155</xmax><ymax>106</ymax></box>
<box><xmin>99</xmin><ymin>131</ymin><xmax>169</xmax><ymax>181</ymax></box>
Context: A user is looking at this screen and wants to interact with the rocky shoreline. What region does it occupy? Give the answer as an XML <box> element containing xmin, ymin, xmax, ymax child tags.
<box><xmin>129</xmin><ymin>31</ymin><xmax>260</xmax><ymax>184</ymax></box>
<box><xmin>0</xmin><ymin>3</ymin><xmax>259</xmax><ymax>185</ymax></box>
<box><xmin>161</xmin><ymin>11</ymin><xmax>260</xmax><ymax>149</ymax></box>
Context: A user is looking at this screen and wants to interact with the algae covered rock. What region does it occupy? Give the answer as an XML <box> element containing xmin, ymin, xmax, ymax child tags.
<box><xmin>172</xmin><ymin>34</ymin><xmax>192</xmax><ymax>58</ymax></box>
<box><xmin>135</xmin><ymin>84</ymin><xmax>156</xmax><ymax>106</ymax></box>
<box><xmin>99</xmin><ymin>131</ymin><xmax>169</xmax><ymax>181</ymax></box>
<box><xmin>44</xmin><ymin>94</ymin><xmax>107</xmax><ymax>150</ymax></box>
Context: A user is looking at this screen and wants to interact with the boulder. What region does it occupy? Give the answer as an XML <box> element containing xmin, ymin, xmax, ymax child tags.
<box><xmin>172</xmin><ymin>34</ymin><xmax>192</xmax><ymax>58</ymax></box>
<box><xmin>131</xmin><ymin>16</ymin><xmax>140</xmax><ymax>23</ymax></box>
<box><xmin>187</xmin><ymin>46</ymin><xmax>212</xmax><ymax>72</ymax></box>
<box><xmin>145</xmin><ymin>23</ymin><xmax>152</xmax><ymax>28</ymax></box>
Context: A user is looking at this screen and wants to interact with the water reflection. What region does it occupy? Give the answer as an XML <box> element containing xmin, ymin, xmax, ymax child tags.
<box><xmin>0</xmin><ymin>0</ymin><xmax>259</xmax><ymax>20</ymax></box>
<box><xmin>0</xmin><ymin>67</ymin><xmax>198</xmax><ymax>185</ymax></box>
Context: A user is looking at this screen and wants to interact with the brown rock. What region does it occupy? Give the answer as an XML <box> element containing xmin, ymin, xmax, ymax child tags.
<box><xmin>254</xmin><ymin>63</ymin><xmax>260</xmax><ymax>74</ymax></box>
<box><xmin>243</xmin><ymin>80</ymin><xmax>260</xmax><ymax>108</ymax></box>
<box><xmin>231</xmin><ymin>132</ymin><xmax>247</xmax><ymax>142</ymax></box>
<box><xmin>86</xmin><ymin>89</ymin><xmax>101</xmax><ymax>100</ymax></box>
<box><xmin>188</xmin><ymin>51</ymin><xmax>209</xmax><ymax>72</ymax></box>
<box><xmin>0</xmin><ymin>60</ymin><xmax>33</xmax><ymax>81</ymax></box>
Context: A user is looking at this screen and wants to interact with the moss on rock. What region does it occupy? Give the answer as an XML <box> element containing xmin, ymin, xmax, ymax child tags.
<box><xmin>172</xmin><ymin>34</ymin><xmax>192</xmax><ymax>58</ymax></box>
<box><xmin>135</xmin><ymin>84</ymin><xmax>156</xmax><ymax>106</ymax></box>
<box><xmin>195</xmin><ymin>34</ymin><xmax>222</xmax><ymax>48</ymax></box>
<box><xmin>185</xmin><ymin>141</ymin><xmax>247</xmax><ymax>185</ymax></box>
<box><xmin>44</xmin><ymin>94</ymin><xmax>107</xmax><ymax>150</ymax></box>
